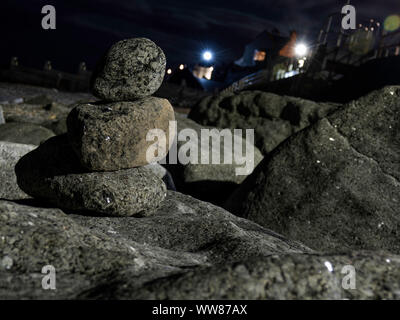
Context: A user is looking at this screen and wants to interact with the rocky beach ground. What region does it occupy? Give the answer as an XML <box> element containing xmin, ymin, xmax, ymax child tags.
<box><xmin>1</xmin><ymin>38</ymin><xmax>400</xmax><ymax>300</ymax></box>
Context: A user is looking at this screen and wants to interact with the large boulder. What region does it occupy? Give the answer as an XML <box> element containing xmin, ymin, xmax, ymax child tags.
<box><xmin>0</xmin><ymin>191</ymin><xmax>310</xmax><ymax>299</ymax></box>
<box><xmin>15</xmin><ymin>135</ymin><xmax>166</xmax><ymax>217</ymax></box>
<box><xmin>225</xmin><ymin>86</ymin><xmax>400</xmax><ymax>253</ymax></box>
<box><xmin>2</xmin><ymin>190</ymin><xmax>400</xmax><ymax>300</ymax></box>
<box><xmin>165</xmin><ymin>113</ymin><xmax>263</xmax><ymax>205</ymax></box>
<box><xmin>0</xmin><ymin>198</ymin><xmax>202</xmax><ymax>299</ymax></box>
<box><xmin>0</xmin><ymin>200</ymin><xmax>145</xmax><ymax>274</ymax></box>
<box><xmin>129</xmin><ymin>251</ymin><xmax>400</xmax><ymax>300</ymax></box>
<box><xmin>71</xmin><ymin>191</ymin><xmax>308</xmax><ymax>265</ymax></box>
<box><xmin>67</xmin><ymin>97</ymin><xmax>175</xmax><ymax>171</ymax></box>
<box><xmin>92</xmin><ymin>38</ymin><xmax>166</xmax><ymax>101</ymax></box>
<box><xmin>0</xmin><ymin>141</ymin><xmax>35</xmax><ymax>200</ymax></box>
<box><xmin>0</xmin><ymin>122</ymin><xmax>55</xmax><ymax>145</ymax></box>
<box><xmin>189</xmin><ymin>90</ymin><xmax>340</xmax><ymax>155</ymax></box>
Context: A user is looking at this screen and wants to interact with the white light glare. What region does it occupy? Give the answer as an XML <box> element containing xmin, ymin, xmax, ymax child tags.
<box><xmin>295</xmin><ymin>43</ymin><xmax>307</xmax><ymax>57</ymax></box>
<box><xmin>203</xmin><ymin>51</ymin><xmax>213</xmax><ymax>61</ymax></box>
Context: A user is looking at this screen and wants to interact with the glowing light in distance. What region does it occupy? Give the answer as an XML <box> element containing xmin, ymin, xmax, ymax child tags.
<box><xmin>384</xmin><ymin>15</ymin><xmax>400</xmax><ymax>32</ymax></box>
<box><xmin>202</xmin><ymin>51</ymin><xmax>213</xmax><ymax>61</ymax></box>
<box><xmin>167</xmin><ymin>69</ymin><xmax>172</xmax><ymax>75</ymax></box>
<box><xmin>179</xmin><ymin>64</ymin><xmax>184</xmax><ymax>70</ymax></box>
<box><xmin>294</xmin><ymin>43</ymin><xmax>307</xmax><ymax>57</ymax></box>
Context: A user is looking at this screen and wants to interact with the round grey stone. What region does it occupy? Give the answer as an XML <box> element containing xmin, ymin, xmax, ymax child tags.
<box><xmin>92</xmin><ymin>38</ymin><xmax>166</xmax><ymax>101</ymax></box>
<box><xmin>15</xmin><ymin>135</ymin><xmax>166</xmax><ymax>217</ymax></box>
<box><xmin>67</xmin><ymin>97</ymin><xmax>175</xmax><ymax>171</ymax></box>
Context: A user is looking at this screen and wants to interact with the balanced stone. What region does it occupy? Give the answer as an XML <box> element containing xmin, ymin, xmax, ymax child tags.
<box><xmin>67</xmin><ymin>97</ymin><xmax>175</xmax><ymax>171</ymax></box>
<box><xmin>15</xmin><ymin>135</ymin><xmax>166</xmax><ymax>217</ymax></box>
<box><xmin>92</xmin><ymin>38</ymin><xmax>166</xmax><ymax>101</ymax></box>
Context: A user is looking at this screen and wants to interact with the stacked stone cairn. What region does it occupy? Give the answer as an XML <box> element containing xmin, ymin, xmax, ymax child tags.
<box><xmin>15</xmin><ymin>38</ymin><xmax>175</xmax><ymax>217</ymax></box>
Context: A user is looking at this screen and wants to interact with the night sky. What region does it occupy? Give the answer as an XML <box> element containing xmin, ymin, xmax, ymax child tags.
<box><xmin>0</xmin><ymin>0</ymin><xmax>397</xmax><ymax>72</ymax></box>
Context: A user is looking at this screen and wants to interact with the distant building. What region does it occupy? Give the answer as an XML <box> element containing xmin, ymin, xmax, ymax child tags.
<box><xmin>219</xmin><ymin>29</ymin><xmax>300</xmax><ymax>86</ymax></box>
<box><xmin>234</xmin><ymin>29</ymin><xmax>296</xmax><ymax>68</ymax></box>
<box><xmin>192</xmin><ymin>65</ymin><xmax>214</xmax><ymax>80</ymax></box>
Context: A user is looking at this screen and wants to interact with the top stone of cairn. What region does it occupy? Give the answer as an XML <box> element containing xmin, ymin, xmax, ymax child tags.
<box><xmin>92</xmin><ymin>38</ymin><xmax>166</xmax><ymax>101</ymax></box>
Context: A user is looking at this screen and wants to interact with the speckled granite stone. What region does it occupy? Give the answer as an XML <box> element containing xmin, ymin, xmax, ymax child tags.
<box><xmin>92</xmin><ymin>38</ymin><xmax>166</xmax><ymax>101</ymax></box>
<box><xmin>15</xmin><ymin>135</ymin><xmax>166</xmax><ymax>217</ymax></box>
<box><xmin>67</xmin><ymin>97</ymin><xmax>175</xmax><ymax>171</ymax></box>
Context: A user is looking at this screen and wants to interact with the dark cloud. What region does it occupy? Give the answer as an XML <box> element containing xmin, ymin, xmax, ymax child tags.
<box><xmin>0</xmin><ymin>0</ymin><xmax>396</xmax><ymax>72</ymax></box>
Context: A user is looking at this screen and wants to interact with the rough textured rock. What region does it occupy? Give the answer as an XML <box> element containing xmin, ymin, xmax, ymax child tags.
<box><xmin>0</xmin><ymin>141</ymin><xmax>35</xmax><ymax>200</ymax></box>
<box><xmin>0</xmin><ymin>200</ymin><xmax>142</xmax><ymax>274</ymax></box>
<box><xmin>15</xmin><ymin>135</ymin><xmax>166</xmax><ymax>217</ymax></box>
<box><xmin>225</xmin><ymin>86</ymin><xmax>400</xmax><ymax>253</ymax></box>
<box><xmin>0</xmin><ymin>122</ymin><xmax>55</xmax><ymax>145</ymax></box>
<box><xmin>165</xmin><ymin>113</ymin><xmax>263</xmax><ymax>205</ymax></box>
<box><xmin>129</xmin><ymin>251</ymin><xmax>400</xmax><ymax>300</ymax></box>
<box><xmin>67</xmin><ymin>97</ymin><xmax>175</xmax><ymax>171</ymax></box>
<box><xmin>175</xmin><ymin>113</ymin><xmax>263</xmax><ymax>184</ymax></box>
<box><xmin>1</xmin><ymin>101</ymin><xmax>72</xmax><ymax>135</ymax></box>
<box><xmin>71</xmin><ymin>191</ymin><xmax>309</xmax><ymax>266</ymax></box>
<box><xmin>189</xmin><ymin>90</ymin><xmax>340</xmax><ymax>155</ymax></box>
<box><xmin>2</xmin><ymin>191</ymin><xmax>400</xmax><ymax>300</ymax></box>
<box><xmin>0</xmin><ymin>198</ymin><xmax>203</xmax><ymax>299</ymax></box>
<box><xmin>0</xmin><ymin>192</ymin><xmax>310</xmax><ymax>299</ymax></box>
<box><xmin>92</xmin><ymin>38</ymin><xmax>166</xmax><ymax>101</ymax></box>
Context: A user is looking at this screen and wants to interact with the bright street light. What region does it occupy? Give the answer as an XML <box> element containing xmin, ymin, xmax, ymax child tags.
<box><xmin>202</xmin><ymin>50</ymin><xmax>213</xmax><ymax>61</ymax></box>
<box><xmin>294</xmin><ymin>43</ymin><xmax>307</xmax><ymax>57</ymax></box>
